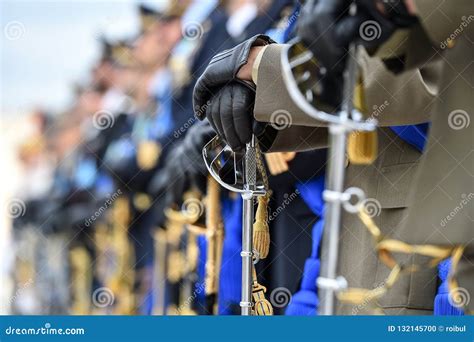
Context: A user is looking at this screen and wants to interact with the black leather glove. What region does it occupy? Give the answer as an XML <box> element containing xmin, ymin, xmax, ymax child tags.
<box><xmin>179</xmin><ymin>122</ymin><xmax>216</xmax><ymax>192</ymax></box>
<box><xmin>193</xmin><ymin>34</ymin><xmax>274</xmax><ymax>120</ymax></box>
<box><xmin>298</xmin><ymin>0</ymin><xmax>418</xmax><ymax>74</ymax></box>
<box><xmin>205</xmin><ymin>82</ymin><xmax>260</xmax><ymax>151</ymax></box>
<box><xmin>193</xmin><ymin>35</ymin><xmax>275</xmax><ymax>151</ymax></box>
<box><xmin>148</xmin><ymin>123</ymin><xmax>215</xmax><ymax>207</ymax></box>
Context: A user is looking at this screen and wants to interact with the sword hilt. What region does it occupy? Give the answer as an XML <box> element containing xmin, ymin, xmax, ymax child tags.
<box><xmin>202</xmin><ymin>135</ymin><xmax>266</xmax><ymax>197</ymax></box>
<box><xmin>244</xmin><ymin>136</ymin><xmax>257</xmax><ymax>195</ymax></box>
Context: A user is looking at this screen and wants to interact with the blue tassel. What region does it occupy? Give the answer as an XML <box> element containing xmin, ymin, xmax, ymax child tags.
<box><xmin>434</xmin><ymin>259</ymin><xmax>464</xmax><ymax>315</ymax></box>
<box><xmin>285</xmin><ymin>290</ymin><xmax>318</xmax><ymax>316</ymax></box>
<box><xmin>285</xmin><ymin>177</ymin><xmax>325</xmax><ymax>316</ymax></box>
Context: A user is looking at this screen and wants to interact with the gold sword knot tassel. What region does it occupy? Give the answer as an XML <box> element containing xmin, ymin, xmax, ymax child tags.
<box><xmin>252</xmin><ymin>283</ymin><xmax>274</xmax><ymax>316</ymax></box>
<box><xmin>251</xmin><ymin>265</ymin><xmax>273</xmax><ymax>316</ymax></box>
<box><xmin>252</xmin><ymin>193</ymin><xmax>271</xmax><ymax>259</ymax></box>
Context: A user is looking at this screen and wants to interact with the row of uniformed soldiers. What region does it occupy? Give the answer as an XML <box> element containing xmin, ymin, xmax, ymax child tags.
<box><xmin>9</xmin><ymin>0</ymin><xmax>473</xmax><ymax>316</ymax></box>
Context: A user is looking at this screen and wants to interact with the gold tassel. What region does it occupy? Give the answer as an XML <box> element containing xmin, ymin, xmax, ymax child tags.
<box><xmin>253</xmin><ymin>194</ymin><xmax>271</xmax><ymax>259</ymax></box>
<box><xmin>347</xmin><ymin>131</ymin><xmax>378</xmax><ymax>165</ymax></box>
<box><xmin>348</xmin><ymin>78</ymin><xmax>378</xmax><ymax>165</ymax></box>
<box><xmin>251</xmin><ymin>265</ymin><xmax>273</xmax><ymax>315</ymax></box>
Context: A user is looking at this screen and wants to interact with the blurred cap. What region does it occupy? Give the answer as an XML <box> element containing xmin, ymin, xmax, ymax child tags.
<box><xmin>139</xmin><ymin>1</ymin><xmax>189</xmax><ymax>32</ymax></box>
<box><xmin>96</xmin><ymin>35</ymin><xmax>135</xmax><ymax>68</ymax></box>
<box><xmin>97</xmin><ymin>35</ymin><xmax>114</xmax><ymax>63</ymax></box>
<box><xmin>111</xmin><ymin>40</ymin><xmax>136</xmax><ymax>68</ymax></box>
<box><xmin>139</xmin><ymin>3</ymin><xmax>164</xmax><ymax>32</ymax></box>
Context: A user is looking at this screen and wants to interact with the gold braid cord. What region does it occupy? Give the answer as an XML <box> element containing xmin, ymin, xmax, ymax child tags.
<box><xmin>336</xmin><ymin>206</ymin><xmax>464</xmax><ymax>313</ymax></box>
<box><xmin>338</xmin><ymin>76</ymin><xmax>465</xmax><ymax>312</ymax></box>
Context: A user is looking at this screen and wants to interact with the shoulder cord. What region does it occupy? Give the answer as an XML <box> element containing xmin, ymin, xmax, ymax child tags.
<box><xmin>337</xmin><ymin>206</ymin><xmax>464</xmax><ymax>313</ymax></box>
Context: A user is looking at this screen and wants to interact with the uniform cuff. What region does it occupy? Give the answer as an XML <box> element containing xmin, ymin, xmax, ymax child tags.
<box><xmin>252</xmin><ymin>45</ymin><xmax>268</xmax><ymax>85</ymax></box>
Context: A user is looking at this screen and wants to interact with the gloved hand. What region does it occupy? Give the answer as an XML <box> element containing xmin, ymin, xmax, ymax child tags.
<box><xmin>178</xmin><ymin>122</ymin><xmax>216</xmax><ymax>192</ymax></box>
<box><xmin>298</xmin><ymin>0</ymin><xmax>418</xmax><ymax>74</ymax></box>
<box><xmin>193</xmin><ymin>35</ymin><xmax>275</xmax><ymax>151</ymax></box>
<box><xmin>148</xmin><ymin>123</ymin><xmax>216</xmax><ymax>207</ymax></box>
<box><xmin>193</xmin><ymin>34</ymin><xmax>274</xmax><ymax>120</ymax></box>
<box><xmin>205</xmin><ymin>81</ymin><xmax>264</xmax><ymax>151</ymax></box>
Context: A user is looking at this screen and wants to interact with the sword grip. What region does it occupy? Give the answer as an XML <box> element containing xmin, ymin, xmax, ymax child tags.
<box><xmin>240</xmin><ymin>135</ymin><xmax>257</xmax><ymax>315</ymax></box>
<box><xmin>244</xmin><ymin>136</ymin><xmax>257</xmax><ymax>192</ymax></box>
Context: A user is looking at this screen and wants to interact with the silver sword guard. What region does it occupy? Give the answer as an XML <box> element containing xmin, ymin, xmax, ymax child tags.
<box><xmin>280</xmin><ymin>39</ymin><xmax>376</xmax><ymax>132</ymax></box>
<box><xmin>202</xmin><ymin>135</ymin><xmax>266</xmax><ymax>197</ymax></box>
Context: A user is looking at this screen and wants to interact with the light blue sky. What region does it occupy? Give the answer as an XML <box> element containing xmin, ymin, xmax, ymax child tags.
<box><xmin>0</xmin><ymin>0</ymin><xmax>144</xmax><ymax>116</ymax></box>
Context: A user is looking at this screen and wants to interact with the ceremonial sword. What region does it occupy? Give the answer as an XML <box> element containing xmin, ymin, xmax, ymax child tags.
<box><xmin>203</xmin><ymin>134</ymin><xmax>266</xmax><ymax>315</ymax></box>
<box><xmin>281</xmin><ymin>24</ymin><xmax>377</xmax><ymax>314</ymax></box>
